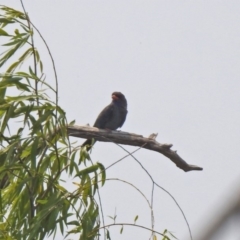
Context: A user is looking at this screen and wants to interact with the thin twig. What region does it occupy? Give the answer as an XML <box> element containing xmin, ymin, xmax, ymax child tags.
<box><xmin>115</xmin><ymin>144</ymin><xmax>193</xmax><ymax>240</ymax></box>
<box><xmin>27</xmin><ymin>15</ymin><xmax>59</xmax><ymax>119</ymax></box>
<box><xmin>92</xmin><ymin>223</ymin><xmax>166</xmax><ymax>238</ymax></box>
<box><xmin>105</xmin><ymin>144</ymin><xmax>147</xmax><ymax>171</ymax></box>
<box><xmin>107</xmin><ymin>178</ymin><xmax>152</xmax><ymax>210</ymax></box>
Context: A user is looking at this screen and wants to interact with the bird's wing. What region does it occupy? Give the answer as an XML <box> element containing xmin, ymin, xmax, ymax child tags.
<box><xmin>93</xmin><ymin>103</ymin><xmax>114</xmax><ymax>128</ymax></box>
<box><xmin>118</xmin><ymin>109</ymin><xmax>128</xmax><ymax>128</ymax></box>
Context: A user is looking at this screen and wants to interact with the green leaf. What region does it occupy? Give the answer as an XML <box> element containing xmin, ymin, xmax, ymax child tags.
<box><xmin>134</xmin><ymin>215</ymin><xmax>138</xmax><ymax>224</ymax></box>
<box><xmin>106</xmin><ymin>229</ymin><xmax>111</xmax><ymax>240</ymax></box>
<box><xmin>120</xmin><ymin>225</ymin><xmax>123</xmax><ymax>234</ymax></box>
<box><xmin>0</xmin><ymin>75</ymin><xmax>30</xmax><ymax>93</ymax></box>
<box><xmin>18</xmin><ymin>48</ymin><xmax>33</xmax><ymax>62</ymax></box>
<box><xmin>0</xmin><ymin>76</ymin><xmax>22</xmax><ymax>88</ymax></box>
<box><xmin>6</xmin><ymin>61</ymin><xmax>20</xmax><ymax>73</ymax></box>
<box><xmin>2</xmin><ymin>39</ymin><xmax>23</xmax><ymax>47</ymax></box>
<box><xmin>32</xmin><ymin>109</ymin><xmax>53</xmax><ymax>132</ymax></box>
<box><xmin>29</xmin><ymin>66</ymin><xmax>36</xmax><ymax>77</ymax></box>
<box><xmin>30</xmin><ymin>137</ymin><xmax>38</xmax><ymax>169</ymax></box>
<box><xmin>0</xmin><ymin>18</ymin><xmax>15</xmax><ymax>24</ymax></box>
<box><xmin>6</xmin><ymin>95</ymin><xmax>40</xmax><ymax>102</ymax></box>
<box><xmin>75</xmin><ymin>165</ymin><xmax>99</xmax><ymax>177</ymax></box>
<box><xmin>69</xmin><ymin>119</ymin><xmax>75</xmax><ymax>125</ymax></box>
<box><xmin>15</xmin><ymin>72</ymin><xmax>31</xmax><ymax>78</ymax></box>
<box><xmin>55</xmin><ymin>184</ymin><xmax>67</xmax><ymax>193</ymax></box>
<box><xmin>15</xmin><ymin>81</ymin><xmax>30</xmax><ymax>92</ymax></box>
<box><xmin>97</xmin><ymin>162</ymin><xmax>106</xmax><ymax>186</ymax></box>
<box><xmin>67</xmin><ymin>220</ymin><xmax>80</xmax><ymax>226</ymax></box>
<box><xmin>40</xmin><ymin>60</ymin><xmax>43</xmax><ymax>72</ymax></box>
<box><xmin>92</xmin><ymin>172</ymin><xmax>98</xmax><ymax>195</ymax></box>
<box><xmin>34</xmin><ymin>49</ymin><xmax>40</xmax><ymax>62</ymax></box>
<box><xmin>0</xmin><ymin>103</ymin><xmax>15</xmax><ymax>132</ymax></box>
<box><xmin>81</xmin><ymin>175</ymin><xmax>92</xmax><ymax>204</ymax></box>
<box><xmin>0</xmin><ymin>28</ymin><xmax>9</xmax><ymax>36</ymax></box>
<box><xmin>36</xmin><ymin>199</ymin><xmax>48</xmax><ymax>204</ymax></box>
<box><xmin>0</xmin><ymin>39</ymin><xmax>29</xmax><ymax>67</ymax></box>
<box><xmin>59</xmin><ymin>218</ymin><xmax>64</xmax><ymax>235</ymax></box>
<box><xmin>69</xmin><ymin>151</ymin><xmax>77</xmax><ymax>174</ymax></box>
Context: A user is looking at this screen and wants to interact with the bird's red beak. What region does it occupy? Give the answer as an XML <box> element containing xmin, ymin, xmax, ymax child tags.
<box><xmin>112</xmin><ymin>94</ymin><xmax>119</xmax><ymax>100</ymax></box>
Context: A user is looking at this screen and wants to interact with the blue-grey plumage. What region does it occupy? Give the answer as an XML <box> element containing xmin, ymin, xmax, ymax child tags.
<box><xmin>82</xmin><ymin>92</ymin><xmax>128</xmax><ymax>150</ymax></box>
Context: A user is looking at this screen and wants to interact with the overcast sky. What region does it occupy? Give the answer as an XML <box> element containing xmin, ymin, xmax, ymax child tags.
<box><xmin>1</xmin><ymin>1</ymin><xmax>240</xmax><ymax>240</ymax></box>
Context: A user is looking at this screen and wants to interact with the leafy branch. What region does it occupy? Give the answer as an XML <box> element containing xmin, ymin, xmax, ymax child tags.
<box><xmin>0</xmin><ymin>5</ymin><xmax>105</xmax><ymax>240</ymax></box>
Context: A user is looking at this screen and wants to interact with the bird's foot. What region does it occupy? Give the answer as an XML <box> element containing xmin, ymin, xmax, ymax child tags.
<box><xmin>104</xmin><ymin>128</ymin><xmax>112</xmax><ymax>132</ymax></box>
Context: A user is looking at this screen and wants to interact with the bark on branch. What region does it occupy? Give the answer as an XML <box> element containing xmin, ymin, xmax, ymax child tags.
<box><xmin>67</xmin><ymin>125</ymin><xmax>203</xmax><ymax>172</ymax></box>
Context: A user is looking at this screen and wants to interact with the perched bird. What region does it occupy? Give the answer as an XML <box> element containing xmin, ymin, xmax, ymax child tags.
<box><xmin>82</xmin><ymin>91</ymin><xmax>128</xmax><ymax>151</ymax></box>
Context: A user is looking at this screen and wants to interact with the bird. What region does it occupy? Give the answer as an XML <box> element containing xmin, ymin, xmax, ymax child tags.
<box><xmin>82</xmin><ymin>91</ymin><xmax>128</xmax><ymax>151</ymax></box>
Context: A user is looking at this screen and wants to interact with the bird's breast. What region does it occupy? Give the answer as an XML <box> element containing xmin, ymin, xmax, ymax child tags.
<box><xmin>105</xmin><ymin>105</ymin><xmax>127</xmax><ymax>130</ymax></box>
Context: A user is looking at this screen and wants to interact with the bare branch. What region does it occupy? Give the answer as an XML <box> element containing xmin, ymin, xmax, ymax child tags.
<box><xmin>67</xmin><ymin>125</ymin><xmax>203</xmax><ymax>172</ymax></box>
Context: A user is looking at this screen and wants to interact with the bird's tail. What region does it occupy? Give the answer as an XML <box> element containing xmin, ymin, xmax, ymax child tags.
<box><xmin>81</xmin><ymin>139</ymin><xmax>96</xmax><ymax>151</ymax></box>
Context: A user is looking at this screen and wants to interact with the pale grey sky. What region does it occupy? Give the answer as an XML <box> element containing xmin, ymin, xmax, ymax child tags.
<box><xmin>1</xmin><ymin>1</ymin><xmax>240</xmax><ymax>240</ymax></box>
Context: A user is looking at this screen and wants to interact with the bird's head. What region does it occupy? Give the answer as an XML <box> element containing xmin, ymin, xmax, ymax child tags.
<box><xmin>111</xmin><ymin>92</ymin><xmax>127</xmax><ymax>107</ymax></box>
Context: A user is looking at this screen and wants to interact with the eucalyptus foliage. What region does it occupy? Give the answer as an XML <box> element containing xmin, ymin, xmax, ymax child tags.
<box><xmin>0</xmin><ymin>6</ymin><xmax>105</xmax><ymax>240</ymax></box>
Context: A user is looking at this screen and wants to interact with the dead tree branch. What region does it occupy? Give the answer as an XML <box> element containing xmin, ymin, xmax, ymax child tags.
<box><xmin>67</xmin><ymin>125</ymin><xmax>203</xmax><ymax>172</ymax></box>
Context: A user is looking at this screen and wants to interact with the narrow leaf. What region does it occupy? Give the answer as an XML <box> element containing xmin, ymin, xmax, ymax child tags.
<box><xmin>134</xmin><ymin>215</ymin><xmax>138</xmax><ymax>224</ymax></box>
<box><xmin>97</xmin><ymin>162</ymin><xmax>106</xmax><ymax>186</ymax></box>
<box><xmin>0</xmin><ymin>18</ymin><xmax>15</xmax><ymax>24</ymax></box>
<box><xmin>120</xmin><ymin>225</ymin><xmax>123</xmax><ymax>234</ymax></box>
<box><xmin>30</xmin><ymin>137</ymin><xmax>38</xmax><ymax>169</ymax></box>
<box><xmin>0</xmin><ymin>28</ymin><xmax>9</xmax><ymax>36</ymax></box>
<box><xmin>75</xmin><ymin>165</ymin><xmax>99</xmax><ymax>177</ymax></box>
